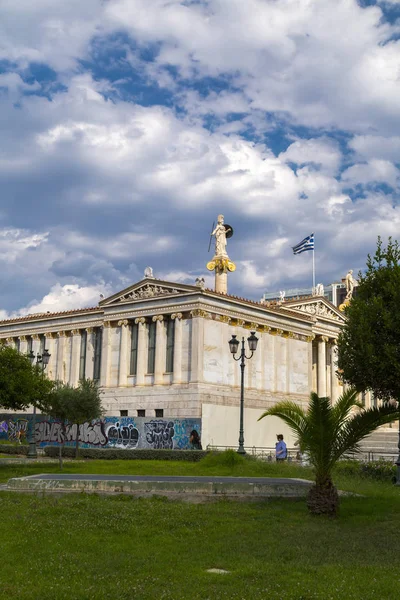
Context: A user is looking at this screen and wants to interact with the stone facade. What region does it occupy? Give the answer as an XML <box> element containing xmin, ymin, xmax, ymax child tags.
<box><xmin>0</xmin><ymin>278</ymin><xmax>351</xmax><ymax>448</ymax></box>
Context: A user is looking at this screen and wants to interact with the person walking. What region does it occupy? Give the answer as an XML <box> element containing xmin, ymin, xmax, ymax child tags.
<box><xmin>275</xmin><ymin>434</ymin><xmax>287</xmax><ymax>461</ymax></box>
<box><xmin>189</xmin><ymin>429</ymin><xmax>202</xmax><ymax>450</ymax></box>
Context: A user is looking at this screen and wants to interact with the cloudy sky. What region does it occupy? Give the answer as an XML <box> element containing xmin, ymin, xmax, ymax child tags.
<box><xmin>1</xmin><ymin>0</ymin><xmax>399</xmax><ymax>317</ymax></box>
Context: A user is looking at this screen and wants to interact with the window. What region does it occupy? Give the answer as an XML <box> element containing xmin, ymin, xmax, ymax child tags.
<box><xmin>93</xmin><ymin>327</ymin><xmax>102</xmax><ymax>381</ymax></box>
<box><xmin>130</xmin><ymin>323</ymin><xmax>138</xmax><ymax>375</ymax></box>
<box><xmin>165</xmin><ymin>318</ymin><xmax>175</xmax><ymax>373</ymax></box>
<box><xmin>147</xmin><ymin>321</ymin><xmax>156</xmax><ymax>374</ymax></box>
<box><xmin>137</xmin><ymin>409</ymin><xmax>145</xmax><ymax>417</ymax></box>
<box><xmin>155</xmin><ymin>409</ymin><xmax>164</xmax><ymax>418</ymax></box>
<box><xmin>79</xmin><ymin>330</ymin><xmax>87</xmax><ymax>380</ymax></box>
<box><xmin>120</xmin><ymin>410</ymin><xmax>128</xmax><ymax>417</ymax></box>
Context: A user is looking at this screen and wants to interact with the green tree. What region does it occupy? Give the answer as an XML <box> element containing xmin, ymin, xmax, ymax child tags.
<box><xmin>258</xmin><ymin>389</ymin><xmax>399</xmax><ymax>516</ymax></box>
<box><xmin>337</xmin><ymin>237</ymin><xmax>400</xmax><ymax>402</ymax></box>
<box><xmin>0</xmin><ymin>345</ymin><xmax>54</xmax><ymax>411</ymax></box>
<box><xmin>42</xmin><ymin>379</ymin><xmax>103</xmax><ymax>459</ymax></box>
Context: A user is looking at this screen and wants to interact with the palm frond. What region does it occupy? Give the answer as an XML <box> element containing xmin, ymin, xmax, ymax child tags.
<box><xmin>258</xmin><ymin>401</ymin><xmax>308</xmax><ymax>438</ymax></box>
<box><xmin>330</xmin><ymin>404</ymin><xmax>399</xmax><ymax>464</ymax></box>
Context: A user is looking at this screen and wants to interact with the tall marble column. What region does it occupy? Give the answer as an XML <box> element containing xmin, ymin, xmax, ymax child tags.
<box><xmin>153</xmin><ymin>315</ymin><xmax>165</xmax><ymax>385</ymax></box>
<box><xmin>69</xmin><ymin>329</ymin><xmax>81</xmax><ymax>386</ymax></box>
<box><xmin>100</xmin><ymin>321</ymin><xmax>112</xmax><ymax>387</ymax></box>
<box><xmin>135</xmin><ymin>317</ymin><xmax>147</xmax><ymax>386</ymax></box>
<box><xmin>118</xmin><ymin>320</ymin><xmax>129</xmax><ymax>387</ymax></box>
<box><xmin>330</xmin><ymin>340</ymin><xmax>340</xmax><ymax>403</ymax></box>
<box><xmin>84</xmin><ymin>328</ymin><xmax>94</xmax><ymax>380</ymax></box>
<box><xmin>32</xmin><ymin>334</ymin><xmax>41</xmax><ymax>358</ymax></box>
<box><xmin>44</xmin><ymin>333</ymin><xmax>56</xmax><ymax>380</ymax></box>
<box><xmin>317</xmin><ymin>336</ymin><xmax>328</xmax><ymax>397</ymax></box>
<box><xmin>190</xmin><ymin>310</ymin><xmax>206</xmax><ymax>383</ymax></box>
<box><xmin>19</xmin><ymin>335</ymin><xmax>28</xmax><ymax>355</ymax></box>
<box><xmin>56</xmin><ymin>331</ymin><xmax>66</xmax><ymax>382</ymax></box>
<box><xmin>171</xmin><ymin>313</ymin><xmax>183</xmax><ymax>384</ymax></box>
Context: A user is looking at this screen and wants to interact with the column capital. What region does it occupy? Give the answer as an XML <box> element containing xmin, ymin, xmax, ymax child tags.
<box><xmin>19</xmin><ymin>335</ymin><xmax>27</xmax><ymax>342</ymax></box>
<box><xmin>32</xmin><ymin>334</ymin><xmax>40</xmax><ymax>341</ymax></box>
<box><xmin>118</xmin><ymin>319</ymin><xmax>129</xmax><ymax>327</ymax></box>
<box><xmin>85</xmin><ymin>327</ymin><xmax>94</xmax><ymax>334</ymax></box>
<box><xmin>262</xmin><ymin>325</ymin><xmax>271</xmax><ymax>333</ymax></box>
<box><xmin>270</xmin><ymin>328</ymin><xmax>283</xmax><ymax>336</ymax></box>
<box><xmin>320</xmin><ymin>335</ymin><xmax>330</xmax><ymax>343</ymax></box>
<box><xmin>171</xmin><ymin>312</ymin><xmax>183</xmax><ymax>320</ymax></box>
<box><xmin>152</xmin><ymin>315</ymin><xmax>164</xmax><ymax>322</ymax></box>
<box><xmin>45</xmin><ymin>332</ymin><xmax>55</xmax><ymax>339</ymax></box>
<box><xmin>71</xmin><ymin>329</ymin><xmax>80</xmax><ymax>336</ymax></box>
<box><xmin>103</xmin><ymin>321</ymin><xmax>112</xmax><ymax>328</ymax></box>
<box><xmin>190</xmin><ymin>309</ymin><xmax>211</xmax><ymax>319</ymax></box>
<box><xmin>135</xmin><ymin>317</ymin><xmax>146</xmax><ymax>325</ymax></box>
<box><xmin>6</xmin><ymin>337</ymin><xmax>14</xmax><ymax>344</ymax></box>
<box><xmin>306</xmin><ymin>334</ymin><xmax>316</xmax><ymax>342</ymax></box>
<box><xmin>216</xmin><ymin>314</ymin><xmax>231</xmax><ymax>324</ymax></box>
<box><xmin>57</xmin><ymin>331</ymin><xmax>66</xmax><ymax>337</ymax></box>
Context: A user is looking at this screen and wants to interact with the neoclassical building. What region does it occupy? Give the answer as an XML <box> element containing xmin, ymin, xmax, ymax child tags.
<box><xmin>0</xmin><ymin>273</ymin><xmax>346</xmax><ymax>448</ymax></box>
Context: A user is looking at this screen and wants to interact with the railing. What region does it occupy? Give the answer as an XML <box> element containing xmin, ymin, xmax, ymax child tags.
<box><xmin>206</xmin><ymin>445</ymin><xmax>399</xmax><ymax>463</ymax></box>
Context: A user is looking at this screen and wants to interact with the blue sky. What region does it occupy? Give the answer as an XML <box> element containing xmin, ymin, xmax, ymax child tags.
<box><xmin>0</xmin><ymin>0</ymin><xmax>399</xmax><ymax>316</ymax></box>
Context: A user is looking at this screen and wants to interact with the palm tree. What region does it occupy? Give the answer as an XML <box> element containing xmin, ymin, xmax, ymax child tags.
<box><xmin>258</xmin><ymin>388</ymin><xmax>399</xmax><ymax>516</ymax></box>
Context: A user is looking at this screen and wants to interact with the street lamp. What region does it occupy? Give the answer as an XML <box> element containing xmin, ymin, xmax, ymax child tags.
<box><xmin>27</xmin><ymin>348</ymin><xmax>51</xmax><ymax>459</ymax></box>
<box><xmin>228</xmin><ymin>331</ymin><xmax>258</xmax><ymax>455</ymax></box>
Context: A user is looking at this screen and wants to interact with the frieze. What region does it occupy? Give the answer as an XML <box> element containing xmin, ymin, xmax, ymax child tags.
<box><xmin>116</xmin><ymin>284</ymin><xmax>181</xmax><ymax>302</ymax></box>
<box><xmin>288</xmin><ymin>301</ymin><xmax>341</xmax><ymax>321</ymax></box>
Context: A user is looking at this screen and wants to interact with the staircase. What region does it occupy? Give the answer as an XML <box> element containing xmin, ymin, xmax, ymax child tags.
<box><xmin>357</xmin><ymin>427</ymin><xmax>399</xmax><ymax>461</ymax></box>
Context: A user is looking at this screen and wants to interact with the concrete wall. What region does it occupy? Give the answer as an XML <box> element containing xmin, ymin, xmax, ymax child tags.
<box><xmin>201</xmin><ymin>403</ymin><xmax>297</xmax><ymax>449</ymax></box>
<box><xmin>0</xmin><ymin>414</ymin><xmax>201</xmax><ymax>450</ymax></box>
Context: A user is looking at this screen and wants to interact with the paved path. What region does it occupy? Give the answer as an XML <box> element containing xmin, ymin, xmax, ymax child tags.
<box><xmin>24</xmin><ymin>474</ymin><xmax>311</xmax><ymax>485</ymax></box>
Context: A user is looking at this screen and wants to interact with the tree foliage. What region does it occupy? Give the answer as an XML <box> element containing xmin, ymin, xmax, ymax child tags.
<box><xmin>0</xmin><ymin>345</ymin><xmax>54</xmax><ymax>411</ymax></box>
<box><xmin>42</xmin><ymin>378</ymin><xmax>103</xmax><ymax>459</ymax></box>
<box><xmin>337</xmin><ymin>237</ymin><xmax>400</xmax><ymax>401</ymax></box>
<box><xmin>258</xmin><ymin>389</ymin><xmax>399</xmax><ymax>516</ymax></box>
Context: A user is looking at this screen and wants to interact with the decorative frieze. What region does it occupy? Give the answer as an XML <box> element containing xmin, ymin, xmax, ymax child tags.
<box><xmin>117</xmin><ymin>284</ymin><xmax>180</xmax><ymax>302</ymax></box>
<box><xmin>215</xmin><ymin>315</ymin><xmax>231</xmax><ymax>324</ymax></box>
<box><xmin>288</xmin><ymin>301</ymin><xmax>341</xmax><ymax>321</ymax></box>
<box><xmin>190</xmin><ymin>309</ymin><xmax>211</xmax><ymax>319</ymax></box>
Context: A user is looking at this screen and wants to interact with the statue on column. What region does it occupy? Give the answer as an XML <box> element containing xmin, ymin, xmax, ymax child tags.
<box><xmin>345</xmin><ymin>270</ymin><xmax>355</xmax><ymax>300</ymax></box>
<box><xmin>206</xmin><ymin>214</ymin><xmax>236</xmax><ymax>294</ymax></box>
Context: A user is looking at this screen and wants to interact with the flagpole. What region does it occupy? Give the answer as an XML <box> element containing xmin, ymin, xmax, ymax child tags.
<box><xmin>312</xmin><ymin>233</ymin><xmax>315</xmax><ymax>290</ymax></box>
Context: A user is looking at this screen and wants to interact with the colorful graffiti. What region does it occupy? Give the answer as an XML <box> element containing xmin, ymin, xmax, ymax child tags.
<box><xmin>0</xmin><ymin>414</ymin><xmax>201</xmax><ymax>450</ymax></box>
<box><xmin>0</xmin><ymin>418</ymin><xmax>28</xmax><ymax>443</ymax></box>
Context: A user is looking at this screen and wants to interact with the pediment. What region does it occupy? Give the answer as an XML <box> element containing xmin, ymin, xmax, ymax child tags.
<box><xmin>99</xmin><ymin>279</ymin><xmax>200</xmax><ymax>307</ymax></box>
<box><xmin>280</xmin><ymin>298</ymin><xmax>344</xmax><ymax>322</ymax></box>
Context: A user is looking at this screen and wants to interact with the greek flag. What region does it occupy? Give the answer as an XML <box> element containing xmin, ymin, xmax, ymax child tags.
<box><xmin>292</xmin><ymin>233</ymin><xmax>314</xmax><ymax>255</ymax></box>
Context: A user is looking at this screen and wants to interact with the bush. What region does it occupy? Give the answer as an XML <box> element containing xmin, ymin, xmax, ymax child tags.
<box><xmin>43</xmin><ymin>446</ymin><xmax>209</xmax><ymax>461</ymax></box>
<box><xmin>0</xmin><ymin>444</ymin><xmax>29</xmax><ymax>455</ymax></box>
<box><xmin>335</xmin><ymin>459</ymin><xmax>396</xmax><ymax>482</ymax></box>
<box><xmin>199</xmin><ymin>449</ymin><xmax>247</xmax><ymax>468</ymax></box>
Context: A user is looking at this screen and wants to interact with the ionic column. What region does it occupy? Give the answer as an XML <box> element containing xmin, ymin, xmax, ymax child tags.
<box><xmin>171</xmin><ymin>313</ymin><xmax>183</xmax><ymax>384</ymax></box>
<box><xmin>56</xmin><ymin>331</ymin><xmax>66</xmax><ymax>382</ymax></box>
<box><xmin>190</xmin><ymin>309</ymin><xmax>206</xmax><ymax>383</ymax></box>
<box><xmin>118</xmin><ymin>320</ymin><xmax>129</xmax><ymax>386</ymax></box>
<box><xmin>6</xmin><ymin>337</ymin><xmax>16</xmax><ymax>349</ymax></box>
<box><xmin>330</xmin><ymin>340</ymin><xmax>340</xmax><ymax>404</ymax></box>
<box><xmin>69</xmin><ymin>329</ymin><xmax>81</xmax><ymax>386</ymax></box>
<box><xmin>19</xmin><ymin>335</ymin><xmax>28</xmax><ymax>355</ymax></box>
<box><xmin>85</xmin><ymin>328</ymin><xmax>94</xmax><ymax>379</ymax></box>
<box><xmin>32</xmin><ymin>334</ymin><xmax>40</xmax><ymax>358</ymax></box>
<box><xmin>317</xmin><ymin>336</ymin><xmax>328</xmax><ymax>397</ymax></box>
<box><xmin>100</xmin><ymin>321</ymin><xmax>112</xmax><ymax>387</ymax></box>
<box><xmin>153</xmin><ymin>315</ymin><xmax>165</xmax><ymax>385</ymax></box>
<box><xmin>44</xmin><ymin>333</ymin><xmax>56</xmax><ymax>380</ymax></box>
<box><xmin>135</xmin><ymin>317</ymin><xmax>147</xmax><ymax>386</ymax></box>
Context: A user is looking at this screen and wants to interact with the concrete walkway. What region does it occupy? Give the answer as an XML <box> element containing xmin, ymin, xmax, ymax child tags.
<box><xmin>5</xmin><ymin>474</ymin><xmax>313</xmax><ymax>501</ymax></box>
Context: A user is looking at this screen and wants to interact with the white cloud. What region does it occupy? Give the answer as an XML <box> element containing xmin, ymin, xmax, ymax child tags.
<box><xmin>349</xmin><ymin>135</ymin><xmax>400</xmax><ymax>162</ymax></box>
<box><xmin>279</xmin><ymin>138</ymin><xmax>341</xmax><ymax>176</ymax></box>
<box><xmin>341</xmin><ymin>159</ymin><xmax>400</xmax><ymax>188</ymax></box>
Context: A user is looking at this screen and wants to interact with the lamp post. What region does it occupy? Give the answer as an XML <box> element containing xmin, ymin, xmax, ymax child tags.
<box><xmin>27</xmin><ymin>348</ymin><xmax>51</xmax><ymax>459</ymax></box>
<box><xmin>228</xmin><ymin>331</ymin><xmax>258</xmax><ymax>455</ymax></box>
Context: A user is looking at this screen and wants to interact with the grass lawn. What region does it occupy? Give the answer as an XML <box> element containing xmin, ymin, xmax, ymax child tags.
<box><xmin>1</xmin><ymin>456</ymin><xmax>400</xmax><ymax>599</ymax></box>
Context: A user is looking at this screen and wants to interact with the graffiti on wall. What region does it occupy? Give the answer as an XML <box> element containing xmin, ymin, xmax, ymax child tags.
<box><xmin>0</xmin><ymin>414</ymin><xmax>201</xmax><ymax>450</ymax></box>
<box><xmin>0</xmin><ymin>418</ymin><xmax>29</xmax><ymax>443</ymax></box>
<box><xmin>34</xmin><ymin>421</ymin><xmax>108</xmax><ymax>446</ymax></box>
